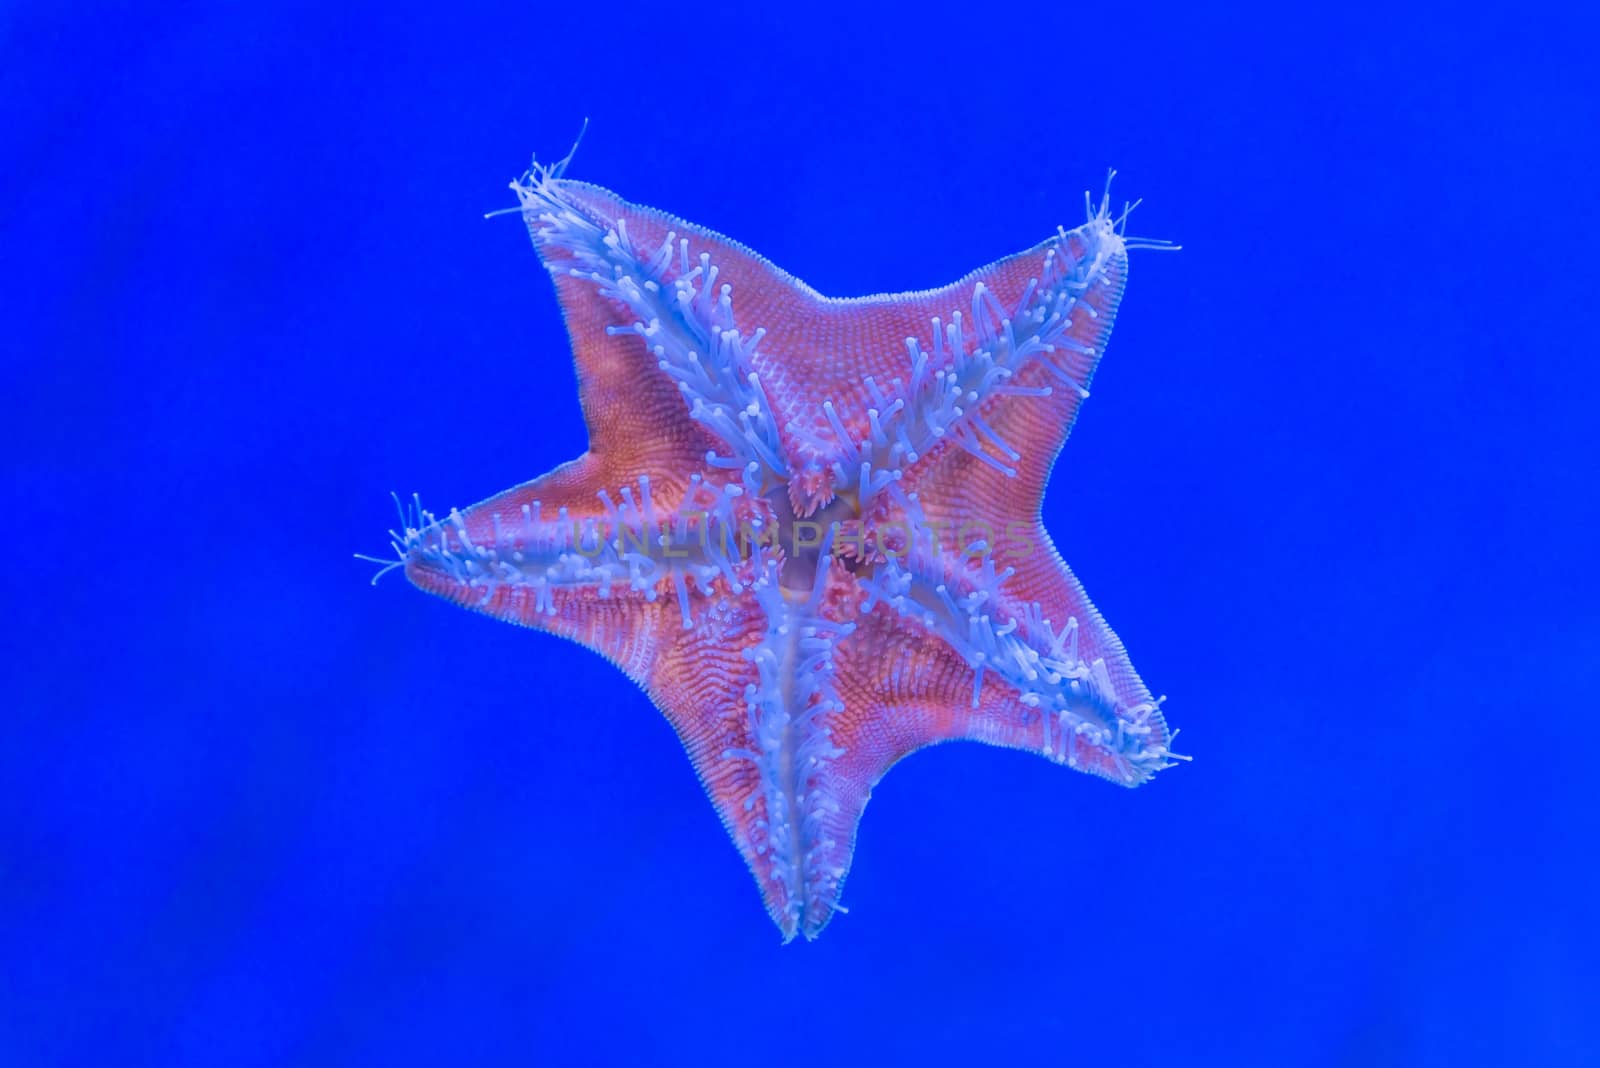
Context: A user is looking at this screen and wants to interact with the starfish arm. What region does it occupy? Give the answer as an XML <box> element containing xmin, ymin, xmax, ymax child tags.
<box><xmin>774</xmin><ymin>575</ymin><xmax>1166</xmax><ymax>944</ymax></box>
<box><xmin>633</xmin><ymin>554</ymin><xmax>882</xmax><ymax>944</ymax></box>
<box><xmin>834</xmin><ymin>608</ymin><xmax>1134</xmax><ymax>780</ymax></box>
<box><xmin>399</xmin><ymin>456</ymin><xmax>782</xmax><ymax>641</ymax></box>
<box><xmin>626</xmin><ymin>575</ymin><xmax>821</xmax><ymax>941</ymax></box>
<box><xmin>807</xmin><ymin>201</ymin><xmax>1131</xmax><ymax>517</ymax></box>
<box><xmin>892</xmin><ymin>215</ymin><xmax>1124</xmax><ymax>503</ymax></box>
<box><xmin>856</xmin><ymin>521</ymin><xmax>1174</xmax><ymax>786</ymax></box>
<box><xmin>899</xmin><ymin>470</ymin><xmax>1166</xmax><ymax>758</ymax></box>
<box><xmin>720</xmin><ymin>556</ymin><xmax>861</xmax><ymax>940</ymax></box>
<box><xmin>515</xmin><ymin>172</ymin><xmax>812</xmax><ymax>486</ymax></box>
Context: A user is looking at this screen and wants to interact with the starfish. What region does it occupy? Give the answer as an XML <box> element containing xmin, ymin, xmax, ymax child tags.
<box><xmin>372</xmin><ymin>152</ymin><xmax>1183</xmax><ymax>941</ymax></box>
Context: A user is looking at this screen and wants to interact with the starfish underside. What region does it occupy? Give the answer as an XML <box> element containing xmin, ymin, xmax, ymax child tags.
<box><xmin>385</xmin><ymin>161</ymin><xmax>1180</xmax><ymax>941</ymax></box>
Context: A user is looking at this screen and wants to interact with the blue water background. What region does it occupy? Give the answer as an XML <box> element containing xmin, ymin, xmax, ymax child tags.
<box><xmin>5</xmin><ymin>3</ymin><xmax>1598</xmax><ymax>1064</ymax></box>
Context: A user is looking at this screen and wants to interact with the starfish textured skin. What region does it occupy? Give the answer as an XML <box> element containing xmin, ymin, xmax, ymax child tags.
<box><xmin>383</xmin><ymin>160</ymin><xmax>1181</xmax><ymax>942</ymax></box>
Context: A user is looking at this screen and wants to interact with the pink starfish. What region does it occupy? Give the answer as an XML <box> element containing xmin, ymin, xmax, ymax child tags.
<box><xmin>375</xmin><ymin>155</ymin><xmax>1183</xmax><ymax>941</ymax></box>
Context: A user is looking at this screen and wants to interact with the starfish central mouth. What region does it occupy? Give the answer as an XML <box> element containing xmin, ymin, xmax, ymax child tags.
<box><xmin>765</xmin><ymin>488</ymin><xmax>863</xmax><ymax>592</ymax></box>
